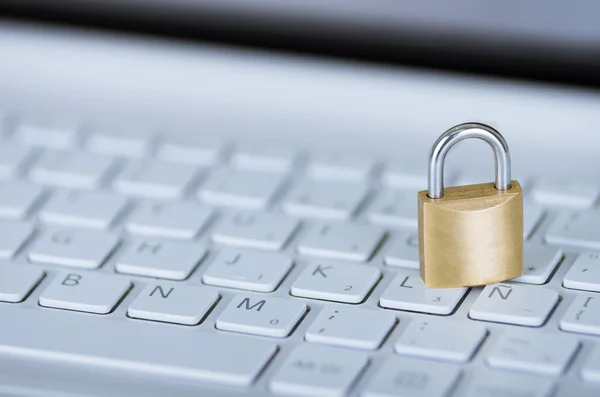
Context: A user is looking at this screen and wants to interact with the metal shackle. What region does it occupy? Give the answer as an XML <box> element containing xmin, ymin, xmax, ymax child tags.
<box><xmin>427</xmin><ymin>123</ymin><xmax>512</xmax><ymax>199</ymax></box>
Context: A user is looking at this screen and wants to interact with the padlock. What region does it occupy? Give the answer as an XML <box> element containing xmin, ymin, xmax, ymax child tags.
<box><xmin>418</xmin><ymin>123</ymin><xmax>523</xmax><ymax>288</ymax></box>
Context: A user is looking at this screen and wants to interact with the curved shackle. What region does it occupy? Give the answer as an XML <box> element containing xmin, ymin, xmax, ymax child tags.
<box><xmin>428</xmin><ymin>123</ymin><xmax>512</xmax><ymax>199</ymax></box>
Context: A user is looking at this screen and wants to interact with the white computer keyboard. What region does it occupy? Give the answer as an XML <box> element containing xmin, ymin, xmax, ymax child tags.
<box><xmin>1</xmin><ymin>117</ymin><xmax>600</xmax><ymax>397</ymax></box>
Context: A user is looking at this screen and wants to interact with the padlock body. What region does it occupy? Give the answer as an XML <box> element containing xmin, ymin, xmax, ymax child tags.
<box><xmin>418</xmin><ymin>181</ymin><xmax>523</xmax><ymax>288</ymax></box>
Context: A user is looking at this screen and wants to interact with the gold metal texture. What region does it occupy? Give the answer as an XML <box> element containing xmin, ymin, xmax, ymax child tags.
<box><xmin>418</xmin><ymin>181</ymin><xmax>523</xmax><ymax>288</ymax></box>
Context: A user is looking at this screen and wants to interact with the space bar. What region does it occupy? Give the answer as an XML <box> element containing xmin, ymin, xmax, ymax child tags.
<box><xmin>0</xmin><ymin>305</ymin><xmax>278</xmax><ymax>386</ymax></box>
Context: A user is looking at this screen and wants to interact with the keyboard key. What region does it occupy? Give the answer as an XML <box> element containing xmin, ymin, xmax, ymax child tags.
<box><xmin>0</xmin><ymin>304</ymin><xmax>277</xmax><ymax>386</ymax></box>
<box><xmin>39</xmin><ymin>271</ymin><xmax>131</xmax><ymax>314</ymax></box>
<box><xmin>532</xmin><ymin>178</ymin><xmax>600</xmax><ymax>209</ymax></box>
<box><xmin>39</xmin><ymin>190</ymin><xmax>128</xmax><ymax>229</ymax></box>
<box><xmin>524</xmin><ymin>201</ymin><xmax>545</xmax><ymax>239</ymax></box>
<box><xmin>202</xmin><ymin>250</ymin><xmax>293</xmax><ymax>292</ymax></box>
<box><xmin>379</xmin><ymin>271</ymin><xmax>467</xmax><ymax>315</ymax></box>
<box><xmin>0</xmin><ymin>264</ymin><xmax>44</xmax><ymax>302</ymax></box>
<box><xmin>367</xmin><ymin>189</ymin><xmax>418</xmax><ymax>228</ymax></box>
<box><xmin>381</xmin><ymin>162</ymin><xmax>429</xmax><ymax>190</ymax></box>
<box><xmin>216</xmin><ymin>294</ymin><xmax>306</xmax><ymax>338</ymax></box>
<box><xmin>0</xmin><ymin>221</ymin><xmax>34</xmax><ymax>258</ymax></box>
<box><xmin>394</xmin><ymin>318</ymin><xmax>487</xmax><ymax>363</ymax></box>
<box><xmin>231</xmin><ymin>144</ymin><xmax>300</xmax><ymax>174</ymax></box>
<box><xmin>305</xmin><ymin>306</ymin><xmax>395</xmax><ymax>350</ymax></box>
<box><xmin>564</xmin><ymin>253</ymin><xmax>600</xmax><ymax>292</ymax></box>
<box><xmin>12</xmin><ymin>118</ymin><xmax>81</xmax><ymax>149</ymax></box>
<box><xmin>511</xmin><ymin>243</ymin><xmax>563</xmax><ymax>284</ymax></box>
<box><xmin>469</xmin><ymin>283</ymin><xmax>558</xmax><ymax>326</ymax></box>
<box><xmin>297</xmin><ymin>223</ymin><xmax>385</xmax><ymax>262</ymax></box>
<box><xmin>383</xmin><ymin>233</ymin><xmax>419</xmax><ymax>269</ymax></box>
<box><xmin>269</xmin><ymin>344</ymin><xmax>369</xmax><ymax>397</ymax></box>
<box><xmin>291</xmin><ymin>261</ymin><xmax>380</xmax><ymax>304</ymax></box>
<box><xmin>126</xmin><ymin>201</ymin><xmax>214</xmax><ymax>239</ymax></box>
<box><xmin>86</xmin><ymin>127</ymin><xmax>155</xmax><ymax>157</ymax></box>
<box><xmin>363</xmin><ymin>356</ymin><xmax>461</xmax><ymax>397</ymax></box>
<box><xmin>0</xmin><ymin>142</ymin><xmax>37</xmax><ymax>179</ymax></box>
<box><xmin>198</xmin><ymin>168</ymin><xmax>285</xmax><ymax>209</ymax></box>
<box><xmin>116</xmin><ymin>240</ymin><xmax>207</xmax><ymax>280</ymax></box>
<box><xmin>28</xmin><ymin>228</ymin><xmax>119</xmax><ymax>269</ymax></box>
<box><xmin>460</xmin><ymin>370</ymin><xmax>555</xmax><ymax>397</ymax></box>
<box><xmin>157</xmin><ymin>135</ymin><xmax>229</xmax><ymax>166</ymax></box>
<box><xmin>211</xmin><ymin>212</ymin><xmax>299</xmax><ymax>250</ymax></box>
<box><xmin>282</xmin><ymin>180</ymin><xmax>369</xmax><ymax>220</ymax></box>
<box><xmin>582</xmin><ymin>344</ymin><xmax>600</xmax><ymax>383</ymax></box>
<box><xmin>486</xmin><ymin>330</ymin><xmax>579</xmax><ymax>376</ymax></box>
<box><xmin>0</xmin><ymin>180</ymin><xmax>45</xmax><ymax>219</ymax></box>
<box><xmin>114</xmin><ymin>159</ymin><xmax>201</xmax><ymax>199</ymax></box>
<box><xmin>306</xmin><ymin>152</ymin><xmax>376</xmax><ymax>182</ymax></box>
<box><xmin>554</xmin><ymin>383</ymin><xmax>600</xmax><ymax>397</ymax></box>
<box><xmin>29</xmin><ymin>150</ymin><xmax>117</xmax><ymax>189</ymax></box>
<box><xmin>128</xmin><ymin>282</ymin><xmax>219</xmax><ymax>325</ymax></box>
<box><xmin>545</xmin><ymin>212</ymin><xmax>600</xmax><ymax>249</ymax></box>
<box><xmin>560</xmin><ymin>293</ymin><xmax>600</xmax><ymax>336</ymax></box>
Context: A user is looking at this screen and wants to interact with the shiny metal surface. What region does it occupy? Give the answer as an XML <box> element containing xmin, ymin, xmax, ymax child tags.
<box><xmin>428</xmin><ymin>123</ymin><xmax>512</xmax><ymax>199</ymax></box>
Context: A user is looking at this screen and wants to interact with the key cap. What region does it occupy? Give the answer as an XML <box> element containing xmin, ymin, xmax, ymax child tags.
<box><xmin>564</xmin><ymin>253</ymin><xmax>600</xmax><ymax>292</ymax></box>
<box><xmin>524</xmin><ymin>201</ymin><xmax>545</xmax><ymax>239</ymax></box>
<box><xmin>305</xmin><ymin>306</ymin><xmax>395</xmax><ymax>350</ymax></box>
<box><xmin>39</xmin><ymin>190</ymin><xmax>128</xmax><ymax>229</ymax></box>
<box><xmin>511</xmin><ymin>243</ymin><xmax>563</xmax><ymax>284</ymax></box>
<box><xmin>362</xmin><ymin>356</ymin><xmax>461</xmax><ymax>397</ymax></box>
<box><xmin>126</xmin><ymin>201</ymin><xmax>213</xmax><ymax>239</ymax></box>
<box><xmin>381</xmin><ymin>162</ymin><xmax>429</xmax><ymax>190</ymax></box>
<box><xmin>231</xmin><ymin>144</ymin><xmax>300</xmax><ymax>174</ymax></box>
<box><xmin>559</xmin><ymin>293</ymin><xmax>600</xmax><ymax>336</ymax></box>
<box><xmin>306</xmin><ymin>152</ymin><xmax>376</xmax><ymax>182</ymax></box>
<box><xmin>0</xmin><ymin>142</ymin><xmax>37</xmax><ymax>179</ymax></box>
<box><xmin>282</xmin><ymin>180</ymin><xmax>369</xmax><ymax>220</ymax></box>
<box><xmin>198</xmin><ymin>168</ymin><xmax>285</xmax><ymax>209</ymax></box>
<box><xmin>0</xmin><ymin>180</ymin><xmax>45</xmax><ymax>219</ymax></box>
<box><xmin>486</xmin><ymin>330</ymin><xmax>579</xmax><ymax>376</ymax></box>
<box><xmin>29</xmin><ymin>150</ymin><xmax>116</xmax><ymax>189</ymax></box>
<box><xmin>532</xmin><ymin>178</ymin><xmax>600</xmax><ymax>209</ymax></box>
<box><xmin>297</xmin><ymin>223</ymin><xmax>385</xmax><ymax>262</ymax></box>
<box><xmin>157</xmin><ymin>135</ymin><xmax>229</xmax><ymax>166</ymax></box>
<box><xmin>113</xmin><ymin>159</ymin><xmax>201</xmax><ymax>199</ymax></box>
<box><xmin>554</xmin><ymin>383</ymin><xmax>600</xmax><ymax>397</ymax></box>
<box><xmin>291</xmin><ymin>261</ymin><xmax>380</xmax><ymax>304</ymax></box>
<box><xmin>394</xmin><ymin>317</ymin><xmax>487</xmax><ymax>363</ymax></box>
<box><xmin>86</xmin><ymin>127</ymin><xmax>155</xmax><ymax>157</ymax></box>
<box><xmin>28</xmin><ymin>228</ymin><xmax>119</xmax><ymax>269</ymax></box>
<box><xmin>269</xmin><ymin>344</ymin><xmax>368</xmax><ymax>397</ymax></box>
<box><xmin>0</xmin><ymin>264</ymin><xmax>44</xmax><ymax>302</ymax></box>
<box><xmin>39</xmin><ymin>271</ymin><xmax>131</xmax><ymax>314</ymax></box>
<box><xmin>384</xmin><ymin>233</ymin><xmax>419</xmax><ymax>269</ymax></box>
<box><xmin>367</xmin><ymin>189</ymin><xmax>418</xmax><ymax>228</ymax></box>
<box><xmin>582</xmin><ymin>344</ymin><xmax>600</xmax><ymax>383</ymax></box>
<box><xmin>0</xmin><ymin>304</ymin><xmax>277</xmax><ymax>386</ymax></box>
<box><xmin>545</xmin><ymin>212</ymin><xmax>600</xmax><ymax>249</ymax></box>
<box><xmin>128</xmin><ymin>282</ymin><xmax>219</xmax><ymax>325</ymax></box>
<box><xmin>469</xmin><ymin>283</ymin><xmax>558</xmax><ymax>326</ymax></box>
<box><xmin>11</xmin><ymin>118</ymin><xmax>81</xmax><ymax>149</ymax></box>
<box><xmin>216</xmin><ymin>294</ymin><xmax>306</xmax><ymax>338</ymax></box>
<box><xmin>0</xmin><ymin>220</ymin><xmax>34</xmax><ymax>258</ymax></box>
<box><xmin>116</xmin><ymin>239</ymin><xmax>207</xmax><ymax>280</ymax></box>
<box><xmin>379</xmin><ymin>271</ymin><xmax>467</xmax><ymax>315</ymax></box>
<box><xmin>211</xmin><ymin>212</ymin><xmax>299</xmax><ymax>250</ymax></box>
<box><xmin>202</xmin><ymin>250</ymin><xmax>293</xmax><ymax>292</ymax></box>
<box><xmin>460</xmin><ymin>370</ymin><xmax>555</xmax><ymax>397</ymax></box>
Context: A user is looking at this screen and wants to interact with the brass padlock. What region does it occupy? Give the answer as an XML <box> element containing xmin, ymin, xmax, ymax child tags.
<box><xmin>418</xmin><ymin>123</ymin><xmax>523</xmax><ymax>288</ymax></box>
